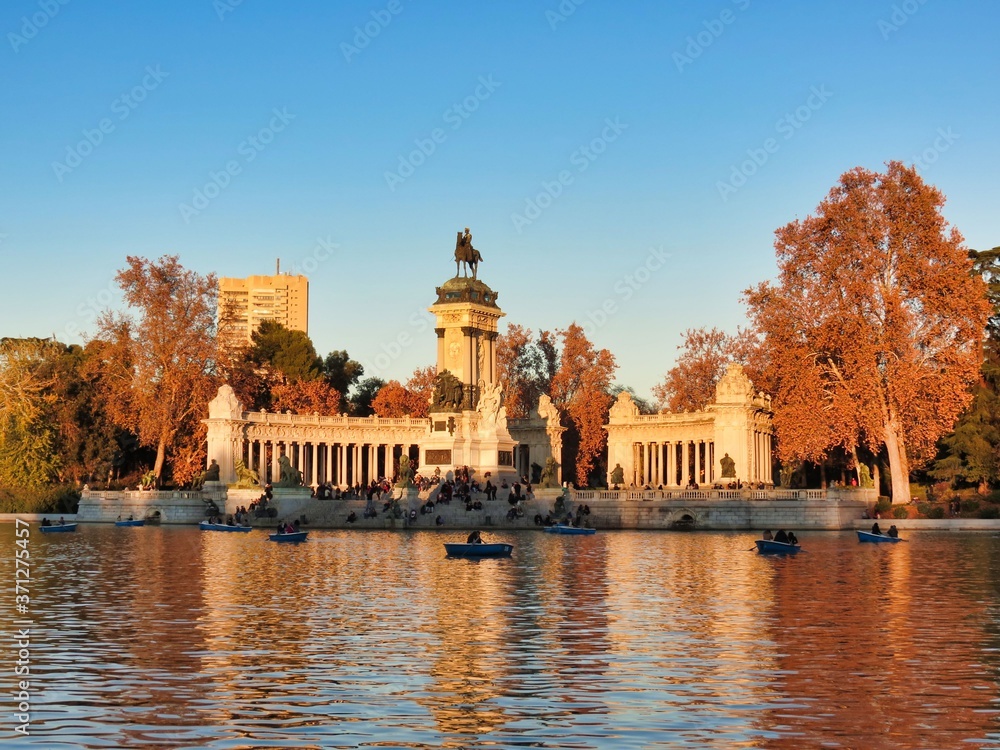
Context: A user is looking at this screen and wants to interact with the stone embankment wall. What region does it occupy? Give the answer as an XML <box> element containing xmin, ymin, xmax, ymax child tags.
<box><xmin>76</xmin><ymin>487</ymin><xmax>225</xmax><ymax>524</ymax></box>
<box><xmin>76</xmin><ymin>485</ymin><xmax>874</xmax><ymax>530</ymax></box>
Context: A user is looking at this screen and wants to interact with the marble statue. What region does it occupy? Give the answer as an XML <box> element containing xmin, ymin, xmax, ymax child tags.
<box><xmin>720</xmin><ymin>453</ymin><xmax>736</xmax><ymax>478</ymax></box>
<box><xmin>277</xmin><ymin>454</ymin><xmax>303</xmax><ymax>487</ymax></box>
<box><xmin>396</xmin><ymin>455</ymin><xmax>413</xmax><ymax>488</ymax></box>
<box><xmin>539</xmin><ymin>456</ymin><xmax>560</xmax><ymax>489</ymax></box>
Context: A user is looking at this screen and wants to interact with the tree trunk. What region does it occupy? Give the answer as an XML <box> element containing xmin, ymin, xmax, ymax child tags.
<box><xmin>873</xmin><ymin>462</ymin><xmax>881</xmax><ymax>495</ymax></box>
<box><xmin>883</xmin><ymin>417</ymin><xmax>911</xmax><ymax>504</ymax></box>
<box><xmin>153</xmin><ymin>438</ymin><xmax>167</xmax><ymax>486</ymax></box>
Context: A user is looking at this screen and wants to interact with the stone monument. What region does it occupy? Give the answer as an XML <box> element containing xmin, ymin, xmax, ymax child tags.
<box><xmin>421</xmin><ymin>229</ymin><xmax>516</xmax><ymax>481</ymax></box>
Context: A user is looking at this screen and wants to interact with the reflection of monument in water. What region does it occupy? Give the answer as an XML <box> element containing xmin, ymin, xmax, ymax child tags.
<box><xmin>203</xmin><ymin>229</ymin><xmax>561</xmax><ymax>489</ymax></box>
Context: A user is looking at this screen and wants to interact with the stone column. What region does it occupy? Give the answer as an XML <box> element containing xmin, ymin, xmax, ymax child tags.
<box><xmin>435</xmin><ymin>328</ymin><xmax>445</xmax><ymax>375</ymax></box>
<box><xmin>338</xmin><ymin>444</ymin><xmax>346</xmax><ymax>486</ymax></box>
<box><xmin>311</xmin><ymin>443</ymin><xmax>318</xmax><ymax>485</ymax></box>
<box><xmin>258</xmin><ymin>441</ymin><xmax>267</xmax><ymax>484</ymax></box>
<box><xmin>681</xmin><ymin>441</ymin><xmax>689</xmax><ymax>486</ymax></box>
<box><xmin>485</xmin><ymin>331</ymin><xmax>499</xmax><ymax>386</ymax></box>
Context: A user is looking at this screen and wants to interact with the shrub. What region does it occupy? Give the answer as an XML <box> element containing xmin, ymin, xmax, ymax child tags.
<box><xmin>928</xmin><ymin>506</ymin><xmax>945</xmax><ymax>519</ymax></box>
<box><xmin>0</xmin><ymin>484</ymin><xmax>80</xmax><ymax>514</ymax></box>
<box><xmin>916</xmin><ymin>502</ymin><xmax>932</xmax><ymax>517</ymax></box>
<box><xmin>962</xmin><ymin>499</ymin><xmax>981</xmax><ymax>515</ymax></box>
<box><xmin>979</xmin><ymin>506</ymin><xmax>1000</xmax><ymax>519</ymax></box>
<box><xmin>875</xmin><ymin>496</ymin><xmax>892</xmax><ymax>514</ymax></box>
<box><xmin>986</xmin><ymin>490</ymin><xmax>1000</xmax><ymax>504</ymax></box>
<box><xmin>892</xmin><ymin>506</ymin><xmax>909</xmax><ymax>519</ymax></box>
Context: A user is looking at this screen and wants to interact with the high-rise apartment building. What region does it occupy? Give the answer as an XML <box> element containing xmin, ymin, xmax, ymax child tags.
<box><xmin>218</xmin><ymin>264</ymin><xmax>309</xmax><ymax>346</ymax></box>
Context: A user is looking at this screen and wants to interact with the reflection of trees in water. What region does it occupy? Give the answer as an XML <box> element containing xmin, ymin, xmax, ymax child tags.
<box><xmin>757</xmin><ymin>534</ymin><xmax>1000</xmax><ymax>749</ymax></box>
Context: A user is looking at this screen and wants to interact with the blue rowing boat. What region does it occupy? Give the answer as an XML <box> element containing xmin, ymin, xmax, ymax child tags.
<box><xmin>115</xmin><ymin>519</ymin><xmax>145</xmax><ymax>527</ymax></box>
<box><xmin>200</xmin><ymin>521</ymin><xmax>252</xmax><ymax>532</ymax></box>
<box><xmin>543</xmin><ymin>525</ymin><xmax>596</xmax><ymax>535</ymax></box>
<box><xmin>444</xmin><ymin>542</ymin><xmax>513</xmax><ymax>558</ymax></box>
<box><xmin>269</xmin><ymin>531</ymin><xmax>308</xmax><ymax>542</ymax></box>
<box><xmin>40</xmin><ymin>523</ymin><xmax>77</xmax><ymax>533</ymax></box>
<box><xmin>857</xmin><ymin>530</ymin><xmax>904</xmax><ymax>543</ymax></box>
<box><xmin>755</xmin><ymin>539</ymin><xmax>801</xmax><ymax>554</ymax></box>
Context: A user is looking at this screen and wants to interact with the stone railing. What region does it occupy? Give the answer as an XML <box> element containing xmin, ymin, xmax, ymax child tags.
<box><xmin>572</xmin><ymin>487</ymin><xmax>871</xmax><ymax>502</ymax></box>
<box><xmin>243</xmin><ymin>412</ymin><xmax>429</xmax><ymax>428</ymax></box>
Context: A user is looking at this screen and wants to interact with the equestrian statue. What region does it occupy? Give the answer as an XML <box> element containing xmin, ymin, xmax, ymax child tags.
<box><xmin>454</xmin><ymin>227</ymin><xmax>483</xmax><ymax>280</ymax></box>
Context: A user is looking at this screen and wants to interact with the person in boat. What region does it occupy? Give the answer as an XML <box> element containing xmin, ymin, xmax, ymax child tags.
<box><xmin>467</xmin><ymin>529</ymin><xmax>483</xmax><ymax>544</ymax></box>
<box><xmin>128</xmin><ymin>514</ymin><xmax>134</xmax><ymax>521</ymax></box>
<box><xmin>59</xmin><ymin>516</ymin><xmax>65</xmax><ymax>526</ymax></box>
<box><xmin>762</xmin><ymin>530</ymin><xmax>773</xmax><ymax>540</ymax></box>
<box><xmin>41</xmin><ymin>518</ymin><xmax>51</xmax><ymax>527</ymax></box>
<box><xmin>871</xmin><ymin>522</ymin><xmax>882</xmax><ymax>535</ymax></box>
<box><xmin>787</xmin><ymin>531</ymin><xmax>798</xmax><ymax>545</ymax></box>
<box><xmin>774</xmin><ymin>529</ymin><xmax>789</xmax><ymax>543</ymax></box>
<box><xmin>116</xmin><ymin>514</ymin><xmax>122</xmax><ymax>522</ymax></box>
<box><xmin>887</xmin><ymin>525</ymin><xmax>898</xmax><ymax>538</ymax></box>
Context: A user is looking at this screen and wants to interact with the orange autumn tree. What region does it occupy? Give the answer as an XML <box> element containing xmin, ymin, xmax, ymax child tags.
<box><xmin>550</xmin><ymin>323</ymin><xmax>617</xmax><ymax>487</ymax></box>
<box><xmin>654</xmin><ymin>327</ymin><xmax>731</xmax><ymax>412</ymax></box>
<box><xmin>744</xmin><ymin>162</ymin><xmax>989</xmax><ymax>503</ymax></box>
<box><xmin>496</xmin><ymin>324</ymin><xmax>557</xmax><ymax>419</ymax></box>
<box><xmin>405</xmin><ymin>365</ymin><xmax>436</xmax><ymax>415</ymax></box>
<box><xmin>654</xmin><ymin>327</ymin><xmax>765</xmax><ymax>413</ymax></box>
<box><xmin>371</xmin><ymin>379</ymin><xmax>429</xmax><ymax>418</ymax></box>
<box><xmin>96</xmin><ymin>255</ymin><xmax>219</xmax><ymax>486</ymax></box>
<box><xmin>271</xmin><ymin>379</ymin><xmax>342</xmax><ymax>415</ymax></box>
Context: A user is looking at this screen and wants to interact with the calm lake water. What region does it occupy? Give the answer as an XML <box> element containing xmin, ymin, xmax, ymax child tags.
<box><xmin>3</xmin><ymin>525</ymin><xmax>1000</xmax><ymax>749</ymax></box>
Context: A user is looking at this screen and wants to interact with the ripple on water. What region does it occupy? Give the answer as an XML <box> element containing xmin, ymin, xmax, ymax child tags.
<box><xmin>3</xmin><ymin>527</ymin><xmax>1000</xmax><ymax>748</ymax></box>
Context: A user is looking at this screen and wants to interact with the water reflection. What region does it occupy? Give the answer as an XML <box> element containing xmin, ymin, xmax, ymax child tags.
<box><xmin>2</xmin><ymin>526</ymin><xmax>1000</xmax><ymax>748</ymax></box>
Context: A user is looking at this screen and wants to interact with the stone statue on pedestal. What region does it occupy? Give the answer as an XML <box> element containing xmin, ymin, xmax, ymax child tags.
<box><xmin>720</xmin><ymin>453</ymin><xmax>736</xmax><ymax>478</ymax></box>
<box><xmin>454</xmin><ymin>227</ymin><xmax>483</xmax><ymax>279</ymax></box>
<box><xmin>539</xmin><ymin>457</ymin><xmax>560</xmax><ymax>489</ymax></box>
<box><xmin>432</xmin><ymin>370</ymin><xmax>465</xmax><ymax>411</ymax></box>
<box><xmin>610</xmin><ymin>463</ymin><xmax>624</xmax><ymax>487</ymax></box>
<box><xmin>396</xmin><ymin>455</ymin><xmax>413</xmax><ymax>488</ymax></box>
<box><xmin>277</xmin><ymin>455</ymin><xmax>303</xmax><ymax>487</ymax></box>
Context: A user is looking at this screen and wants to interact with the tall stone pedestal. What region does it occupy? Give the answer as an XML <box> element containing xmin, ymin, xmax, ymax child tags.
<box><xmin>421</xmin><ymin>409</ymin><xmax>517</xmax><ymax>483</ymax></box>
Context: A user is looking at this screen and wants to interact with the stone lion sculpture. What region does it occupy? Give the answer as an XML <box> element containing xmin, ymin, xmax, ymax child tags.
<box><xmin>277</xmin><ymin>455</ymin><xmax>303</xmax><ymax>487</ymax></box>
<box><xmin>232</xmin><ymin>459</ymin><xmax>260</xmax><ymax>489</ymax></box>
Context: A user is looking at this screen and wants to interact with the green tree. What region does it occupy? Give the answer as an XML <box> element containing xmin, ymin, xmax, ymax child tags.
<box><xmin>250</xmin><ymin>321</ymin><xmax>323</xmax><ymax>382</ymax></box>
<box><xmin>0</xmin><ymin>338</ymin><xmax>61</xmax><ymax>488</ymax></box>
<box><xmin>931</xmin><ymin>247</ymin><xmax>1000</xmax><ymax>491</ymax></box>
<box><xmin>350</xmin><ymin>376</ymin><xmax>386</xmax><ymax>417</ymax></box>
<box><xmin>324</xmin><ymin>349</ymin><xmax>364</xmax><ymax>412</ymax></box>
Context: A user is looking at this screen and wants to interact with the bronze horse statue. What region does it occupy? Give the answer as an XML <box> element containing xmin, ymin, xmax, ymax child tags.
<box><xmin>454</xmin><ymin>227</ymin><xmax>483</xmax><ymax>279</ymax></box>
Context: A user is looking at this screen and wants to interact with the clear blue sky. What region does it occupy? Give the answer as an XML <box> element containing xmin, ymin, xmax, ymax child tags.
<box><xmin>2</xmin><ymin>0</ymin><xmax>998</xmax><ymax>398</ymax></box>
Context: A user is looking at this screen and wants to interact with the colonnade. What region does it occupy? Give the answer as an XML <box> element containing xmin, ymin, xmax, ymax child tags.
<box><xmin>753</xmin><ymin>429</ymin><xmax>774</xmax><ymax>485</ymax></box>
<box><xmin>241</xmin><ymin>439</ymin><xmax>419</xmax><ymax>488</ymax></box>
<box><xmin>629</xmin><ymin>440</ymin><xmax>715</xmax><ymax>488</ymax></box>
